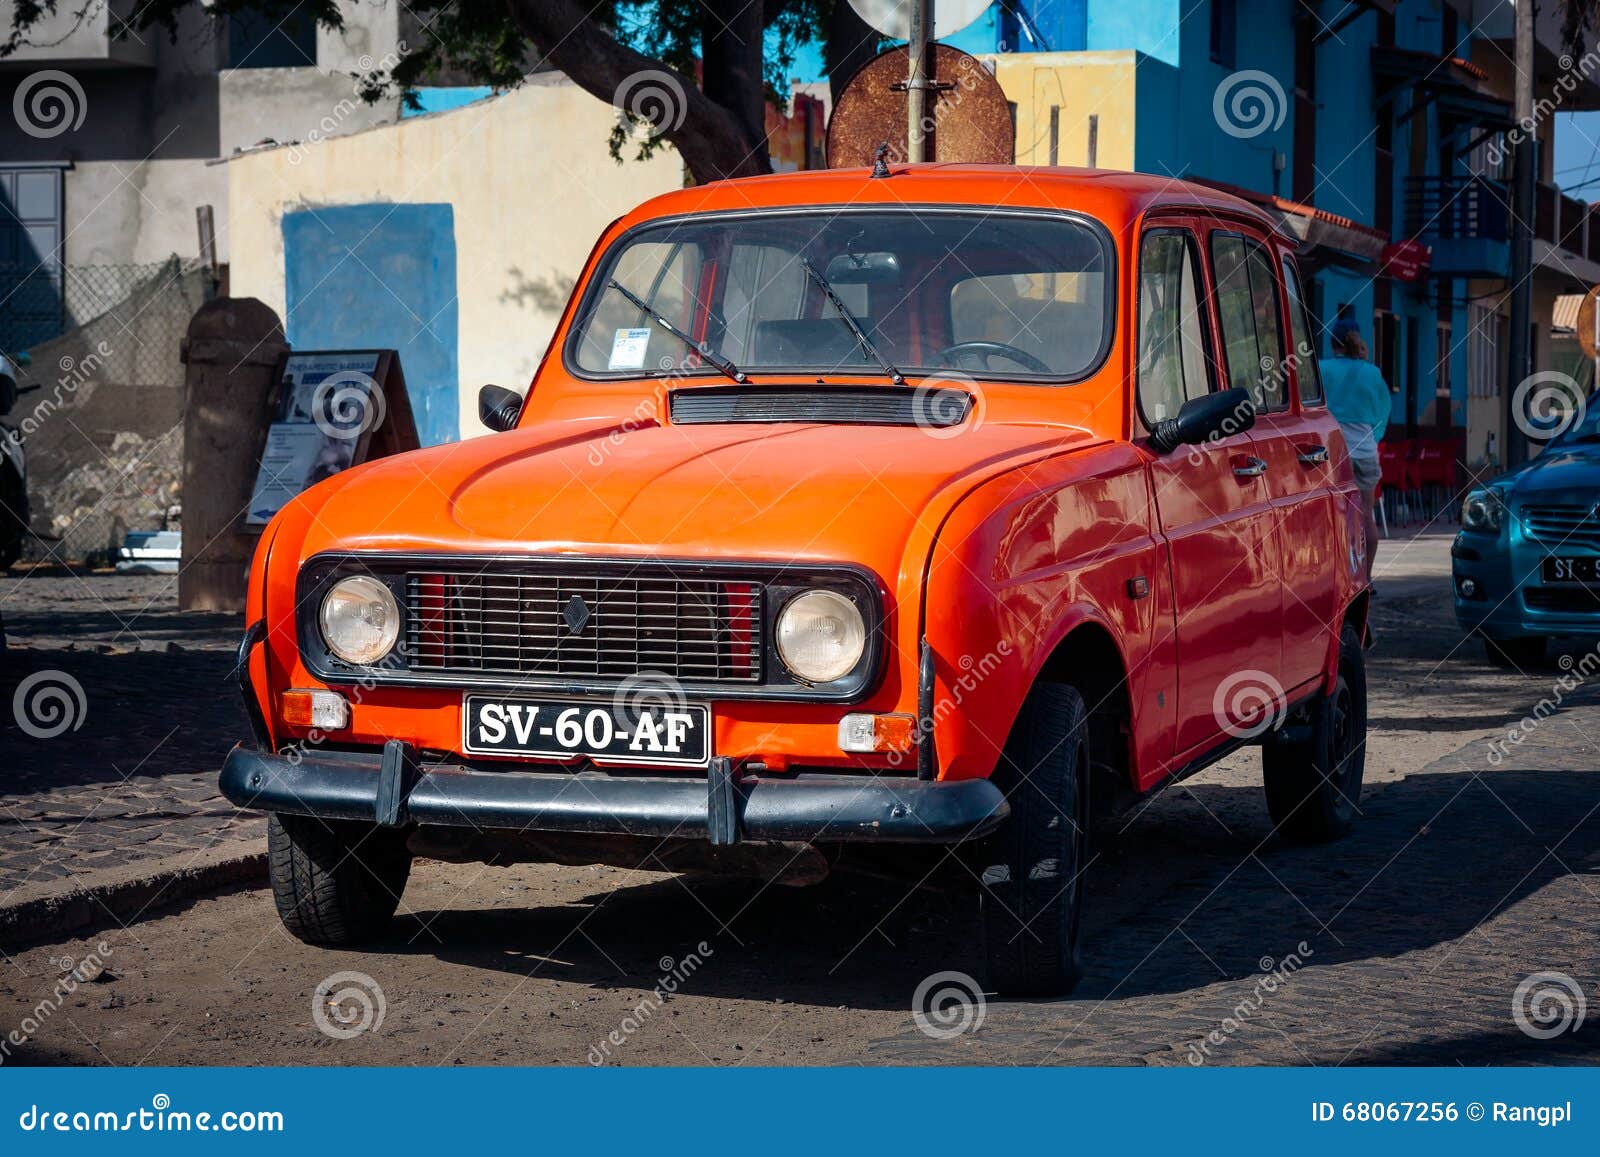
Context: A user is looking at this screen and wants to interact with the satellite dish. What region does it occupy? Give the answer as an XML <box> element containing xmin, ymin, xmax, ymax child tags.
<box><xmin>846</xmin><ymin>0</ymin><xmax>991</xmax><ymax>40</ymax></box>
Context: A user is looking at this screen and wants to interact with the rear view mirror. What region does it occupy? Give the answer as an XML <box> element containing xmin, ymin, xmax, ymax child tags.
<box><xmin>479</xmin><ymin>384</ymin><xmax>523</xmax><ymax>432</ymax></box>
<box><xmin>1149</xmin><ymin>386</ymin><xmax>1255</xmax><ymax>454</ymax></box>
<box><xmin>825</xmin><ymin>251</ymin><xmax>901</xmax><ymax>284</ymax></box>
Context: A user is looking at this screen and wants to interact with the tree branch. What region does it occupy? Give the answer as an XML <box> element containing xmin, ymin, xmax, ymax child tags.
<box><xmin>502</xmin><ymin>0</ymin><xmax>770</xmax><ymax>183</ymax></box>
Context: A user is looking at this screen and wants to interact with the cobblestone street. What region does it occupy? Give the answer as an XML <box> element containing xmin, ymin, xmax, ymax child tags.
<box><xmin>0</xmin><ymin>574</ymin><xmax>256</xmax><ymax>900</ymax></box>
<box><xmin>0</xmin><ymin>537</ymin><xmax>1597</xmax><ymax>1066</ymax></box>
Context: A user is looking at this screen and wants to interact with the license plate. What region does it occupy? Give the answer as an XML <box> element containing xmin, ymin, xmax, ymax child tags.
<box><xmin>1542</xmin><ymin>556</ymin><xmax>1600</xmax><ymax>583</ymax></box>
<box><xmin>462</xmin><ymin>694</ymin><xmax>710</xmax><ymax>768</ymax></box>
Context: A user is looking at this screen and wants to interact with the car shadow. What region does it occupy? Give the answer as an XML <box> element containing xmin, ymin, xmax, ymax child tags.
<box><xmin>381</xmin><ymin>764</ymin><xmax>1600</xmax><ymax>1014</ymax></box>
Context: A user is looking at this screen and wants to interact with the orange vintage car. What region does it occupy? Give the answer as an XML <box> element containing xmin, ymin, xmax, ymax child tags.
<box><xmin>223</xmin><ymin>164</ymin><xmax>1370</xmax><ymax>995</ymax></box>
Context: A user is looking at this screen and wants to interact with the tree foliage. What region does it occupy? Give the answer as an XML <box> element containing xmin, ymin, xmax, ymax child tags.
<box><xmin>3</xmin><ymin>0</ymin><xmax>883</xmax><ymax>184</ymax></box>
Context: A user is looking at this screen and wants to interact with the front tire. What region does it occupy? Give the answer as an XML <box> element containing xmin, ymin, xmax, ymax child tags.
<box><xmin>1263</xmin><ymin>624</ymin><xmax>1367</xmax><ymax>842</ymax></box>
<box><xmin>268</xmin><ymin>814</ymin><xmax>412</xmax><ymax>945</ymax></box>
<box><xmin>978</xmin><ymin>682</ymin><xmax>1088</xmax><ymax>997</ymax></box>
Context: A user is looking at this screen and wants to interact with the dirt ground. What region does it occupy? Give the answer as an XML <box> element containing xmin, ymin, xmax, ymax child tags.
<box><xmin>2</xmin><ymin>534</ymin><xmax>1597</xmax><ymax>1067</ymax></box>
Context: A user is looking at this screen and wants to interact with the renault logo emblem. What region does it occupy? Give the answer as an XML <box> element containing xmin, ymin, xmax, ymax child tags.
<box><xmin>563</xmin><ymin>594</ymin><xmax>591</xmax><ymax>635</ymax></box>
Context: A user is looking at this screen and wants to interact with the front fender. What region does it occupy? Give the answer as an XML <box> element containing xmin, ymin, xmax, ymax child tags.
<box><xmin>921</xmin><ymin>442</ymin><xmax>1160</xmax><ymax>781</ymax></box>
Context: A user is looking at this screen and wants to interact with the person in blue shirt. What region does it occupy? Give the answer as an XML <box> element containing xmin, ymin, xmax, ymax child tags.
<box><xmin>1320</xmin><ymin>318</ymin><xmax>1391</xmax><ymax>584</ymax></box>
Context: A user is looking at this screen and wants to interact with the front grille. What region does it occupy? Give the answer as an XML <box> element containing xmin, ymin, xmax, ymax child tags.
<box><xmin>1521</xmin><ymin>503</ymin><xmax>1600</xmax><ymax>550</ymax></box>
<box><xmin>1525</xmin><ymin>586</ymin><xmax>1600</xmax><ymax>614</ymax></box>
<box><xmin>404</xmin><ymin>569</ymin><xmax>763</xmax><ymax>683</ymax></box>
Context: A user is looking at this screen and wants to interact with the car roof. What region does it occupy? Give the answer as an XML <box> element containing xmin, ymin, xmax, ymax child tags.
<box><xmin>616</xmin><ymin>163</ymin><xmax>1283</xmax><ymax>239</ymax></box>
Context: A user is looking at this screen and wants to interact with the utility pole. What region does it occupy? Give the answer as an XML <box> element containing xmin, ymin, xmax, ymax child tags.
<box><xmin>906</xmin><ymin>0</ymin><xmax>931</xmax><ymax>161</ymax></box>
<box><xmin>1505</xmin><ymin>0</ymin><xmax>1536</xmax><ymax>467</ymax></box>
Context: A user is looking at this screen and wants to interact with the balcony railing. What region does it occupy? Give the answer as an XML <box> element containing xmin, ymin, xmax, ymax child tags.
<box><xmin>1404</xmin><ymin>175</ymin><xmax>1510</xmax><ymax>242</ymax></box>
<box><xmin>1405</xmin><ymin>175</ymin><xmax>1599</xmax><ymax>274</ymax></box>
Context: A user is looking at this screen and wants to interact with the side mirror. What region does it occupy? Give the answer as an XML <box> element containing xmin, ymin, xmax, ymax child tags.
<box><xmin>1149</xmin><ymin>386</ymin><xmax>1255</xmax><ymax>454</ymax></box>
<box><xmin>478</xmin><ymin>384</ymin><xmax>523</xmax><ymax>432</ymax></box>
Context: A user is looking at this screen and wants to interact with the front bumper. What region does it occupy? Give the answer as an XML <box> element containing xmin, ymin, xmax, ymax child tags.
<box><xmin>1453</xmin><ymin>532</ymin><xmax>1600</xmax><ymax>640</ymax></box>
<box><xmin>218</xmin><ymin>745</ymin><xmax>1008</xmax><ymax>845</ymax></box>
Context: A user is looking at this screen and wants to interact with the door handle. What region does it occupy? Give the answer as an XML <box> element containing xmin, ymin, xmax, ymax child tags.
<box><xmin>1232</xmin><ymin>456</ymin><xmax>1268</xmax><ymax>479</ymax></box>
<box><xmin>1296</xmin><ymin>444</ymin><xmax>1329</xmax><ymax>466</ymax></box>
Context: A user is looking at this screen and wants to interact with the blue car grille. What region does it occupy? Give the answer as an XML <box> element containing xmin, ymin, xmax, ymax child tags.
<box><xmin>1520</xmin><ymin>504</ymin><xmax>1600</xmax><ymax>551</ymax></box>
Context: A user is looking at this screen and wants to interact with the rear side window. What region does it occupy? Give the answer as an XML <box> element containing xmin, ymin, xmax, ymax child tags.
<box><xmin>1136</xmin><ymin>231</ymin><xmax>1213</xmax><ymax>425</ymax></box>
<box><xmin>1211</xmin><ymin>233</ymin><xmax>1287</xmax><ymax>412</ymax></box>
<box><xmin>1281</xmin><ymin>258</ymin><xmax>1323</xmax><ymax>404</ymax></box>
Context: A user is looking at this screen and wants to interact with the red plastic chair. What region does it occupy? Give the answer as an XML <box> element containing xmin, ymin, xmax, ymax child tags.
<box><xmin>1379</xmin><ymin>438</ymin><xmax>1413</xmax><ymax>525</ymax></box>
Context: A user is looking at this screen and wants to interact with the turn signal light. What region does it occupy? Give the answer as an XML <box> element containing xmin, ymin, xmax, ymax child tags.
<box><xmin>838</xmin><ymin>713</ymin><xmax>917</xmax><ymax>754</ymax></box>
<box><xmin>281</xmin><ymin>688</ymin><xmax>350</xmax><ymax>730</ymax></box>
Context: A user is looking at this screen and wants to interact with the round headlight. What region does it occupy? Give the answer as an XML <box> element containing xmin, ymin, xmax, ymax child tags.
<box><xmin>776</xmin><ymin>589</ymin><xmax>867</xmax><ymax>683</ymax></box>
<box><xmin>319</xmin><ymin>575</ymin><xmax>400</xmax><ymax>665</ymax></box>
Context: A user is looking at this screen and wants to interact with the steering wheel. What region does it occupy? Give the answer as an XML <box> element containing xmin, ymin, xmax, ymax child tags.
<box><xmin>935</xmin><ymin>340</ymin><xmax>1053</xmax><ymax>375</ymax></box>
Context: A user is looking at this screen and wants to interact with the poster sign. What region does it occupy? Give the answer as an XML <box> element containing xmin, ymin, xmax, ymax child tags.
<box><xmin>245</xmin><ymin>350</ymin><xmax>416</xmax><ymax>527</ymax></box>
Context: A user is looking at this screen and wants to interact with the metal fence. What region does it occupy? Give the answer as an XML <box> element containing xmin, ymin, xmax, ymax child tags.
<box><xmin>1</xmin><ymin>260</ymin><xmax>208</xmax><ymax>356</ymax></box>
<box><xmin>5</xmin><ymin>257</ymin><xmax>209</xmax><ymax>564</ymax></box>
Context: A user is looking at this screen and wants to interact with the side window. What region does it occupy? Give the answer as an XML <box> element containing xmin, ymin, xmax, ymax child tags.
<box><xmin>1136</xmin><ymin>230</ymin><xmax>1214</xmax><ymax>425</ymax></box>
<box><xmin>1211</xmin><ymin>233</ymin><xmax>1288</xmax><ymax>412</ymax></box>
<box><xmin>1282</xmin><ymin>258</ymin><xmax>1323</xmax><ymax>404</ymax></box>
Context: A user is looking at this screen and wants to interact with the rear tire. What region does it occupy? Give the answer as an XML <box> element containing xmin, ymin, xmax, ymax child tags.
<box><xmin>268</xmin><ymin>813</ymin><xmax>412</xmax><ymax>945</ymax></box>
<box><xmin>1263</xmin><ymin>625</ymin><xmax>1367</xmax><ymax>843</ymax></box>
<box><xmin>978</xmin><ymin>682</ymin><xmax>1088</xmax><ymax>997</ymax></box>
<box><xmin>1483</xmin><ymin>636</ymin><xmax>1545</xmax><ymax>669</ymax></box>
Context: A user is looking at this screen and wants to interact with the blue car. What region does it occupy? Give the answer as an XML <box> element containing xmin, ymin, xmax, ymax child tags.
<box><xmin>1453</xmin><ymin>405</ymin><xmax>1600</xmax><ymax>666</ymax></box>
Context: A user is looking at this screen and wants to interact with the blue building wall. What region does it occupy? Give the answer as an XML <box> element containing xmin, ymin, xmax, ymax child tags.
<box><xmin>282</xmin><ymin>203</ymin><xmax>461</xmax><ymax>447</ymax></box>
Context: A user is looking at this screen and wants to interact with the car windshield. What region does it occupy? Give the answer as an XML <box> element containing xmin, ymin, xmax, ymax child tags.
<box><xmin>1551</xmin><ymin>404</ymin><xmax>1600</xmax><ymax>444</ymax></box>
<box><xmin>568</xmin><ymin>209</ymin><xmax>1112</xmax><ymax>381</ymax></box>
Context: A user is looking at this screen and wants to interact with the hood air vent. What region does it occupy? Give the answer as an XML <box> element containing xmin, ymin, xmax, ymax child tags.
<box><xmin>669</xmin><ymin>386</ymin><xmax>973</xmax><ymax>428</ymax></box>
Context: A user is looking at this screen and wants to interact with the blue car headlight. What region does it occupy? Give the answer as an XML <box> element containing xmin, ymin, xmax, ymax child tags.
<box><xmin>1461</xmin><ymin>489</ymin><xmax>1505</xmax><ymax>534</ymax></box>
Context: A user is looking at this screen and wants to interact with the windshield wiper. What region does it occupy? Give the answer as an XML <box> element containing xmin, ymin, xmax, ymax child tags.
<box><xmin>798</xmin><ymin>258</ymin><xmax>905</xmax><ymax>385</ymax></box>
<box><xmin>607</xmin><ymin>279</ymin><xmax>746</xmax><ymax>383</ymax></box>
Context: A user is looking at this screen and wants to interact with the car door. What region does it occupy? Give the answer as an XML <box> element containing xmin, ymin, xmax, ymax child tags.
<box><xmin>1258</xmin><ymin>251</ymin><xmax>1345</xmax><ymax>692</ymax></box>
<box><xmin>1137</xmin><ymin>221</ymin><xmax>1285</xmax><ymax>761</ymax></box>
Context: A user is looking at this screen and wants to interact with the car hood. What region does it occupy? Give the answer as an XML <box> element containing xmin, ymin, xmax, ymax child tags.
<box><xmin>1505</xmin><ymin>442</ymin><xmax>1600</xmax><ymax>501</ymax></box>
<box><xmin>290</xmin><ymin>416</ymin><xmax>1098</xmax><ymax>586</ymax></box>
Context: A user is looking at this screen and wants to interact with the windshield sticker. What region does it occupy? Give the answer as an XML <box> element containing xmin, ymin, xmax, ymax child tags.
<box><xmin>609</xmin><ymin>327</ymin><xmax>651</xmax><ymax>370</ymax></box>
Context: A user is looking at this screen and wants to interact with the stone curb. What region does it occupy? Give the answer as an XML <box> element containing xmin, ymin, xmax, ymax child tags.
<box><xmin>0</xmin><ymin>839</ymin><xmax>266</xmax><ymax>952</ymax></box>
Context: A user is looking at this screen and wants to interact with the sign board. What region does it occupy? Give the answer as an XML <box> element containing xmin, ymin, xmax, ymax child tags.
<box><xmin>845</xmin><ymin>0</ymin><xmax>990</xmax><ymax>39</ymax></box>
<box><xmin>1577</xmin><ymin>284</ymin><xmax>1600</xmax><ymax>360</ymax></box>
<box><xmin>1378</xmin><ymin>238</ymin><xmax>1430</xmax><ymax>282</ymax></box>
<box><xmin>245</xmin><ymin>349</ymin><xmax>418</xmax><ymax>527</ymax></box>
<box><xmin>827</xmin><ymin>45</ymin><xmax>1014</xmax><ymax>167</ymax></box>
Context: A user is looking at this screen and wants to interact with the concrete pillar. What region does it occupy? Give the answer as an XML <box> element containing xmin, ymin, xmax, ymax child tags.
<box><xmin>178</xmin><ymin>298</ymin><xmax>287</xmax><ymax>612</ymax></box>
